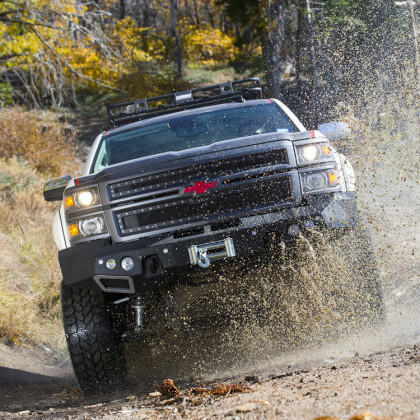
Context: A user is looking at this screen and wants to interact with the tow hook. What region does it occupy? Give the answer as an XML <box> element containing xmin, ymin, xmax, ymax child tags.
<box><xmin>197</xmin><ymin>249</ymin><xmax>211</xmax><ymax>268</ymax></box>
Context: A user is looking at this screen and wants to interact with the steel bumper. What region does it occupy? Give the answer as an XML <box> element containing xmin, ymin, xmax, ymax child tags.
<box><xmin>59</xmin><ymin>192</ymin><xmax>358</xmax><ymax>293</ymax></box>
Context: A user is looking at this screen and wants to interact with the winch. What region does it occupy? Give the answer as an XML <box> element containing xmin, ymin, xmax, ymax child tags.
<box><xmin>188</xmin><ymin>238</ymin><xmax>236</xmax><ymax>268</ymax></box>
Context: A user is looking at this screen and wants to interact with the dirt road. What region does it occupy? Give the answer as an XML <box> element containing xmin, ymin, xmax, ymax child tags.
<box><xmin>0</xmin><ymin>337</ymin><xmax>419</xmax><ymax>419</ymax></box>
<box><xmin>0</xmin><ymin>287</ymin><xmax>419</xmax><ymax>420</ymax></box>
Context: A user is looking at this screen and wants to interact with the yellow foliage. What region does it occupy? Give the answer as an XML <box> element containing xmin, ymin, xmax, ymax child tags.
<box><xmin>183</xmin><ymin>25</ymin><xmax>236</xmax><ymax>65</ymax></box>
<box><xmin>0</xmin><ymin>0</ymin><xmax>236</xmax><ymax>103</ymax></box>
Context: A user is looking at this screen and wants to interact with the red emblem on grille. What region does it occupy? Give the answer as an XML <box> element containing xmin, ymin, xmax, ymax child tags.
<box><xmin>184</xmin><ymin>180</ymin><xmax>217</xmax><ymax>195</ymax></box>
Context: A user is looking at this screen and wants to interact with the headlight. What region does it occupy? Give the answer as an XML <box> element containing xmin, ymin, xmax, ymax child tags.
<box><xmin>75</xmin><ymin>190</ymin><xmax>96</xmax><ymax>207</ymax></box>
<box><xmin>296</xmin><ymin>142</ymin><xmax>333</xmax><ymax>165</ymax></box>
<box><xmin>64</xmin><ymin>187</ymin><xmax>100</xmax><ymax>210</ymax></box>
<box><xmin>301</xmin><ymin>170</ymin><xmax>340</xmax><ymax>193</ymax></box>
<box><xmin>67</xmin><ymin>214</ymin><xmax>107</xmax><ymax>241</ymax></box>
<box><xmin>301</xmin><ymin>144</ymin><xmax>319</xmax><ymax>161</ymax></box>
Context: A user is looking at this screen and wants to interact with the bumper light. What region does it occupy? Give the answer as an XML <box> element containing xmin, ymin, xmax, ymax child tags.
<box><xmin>121</xmin><ymin>257</ymin><xmax>135</xmax><ymax>271</ymax></box>
<box><xmin>106</xmin><ymin>259</ymin><xmax>116</xmax><ymax>269</ymax></box>
<box><xmin>288</xmin><ymin>224</ymin><xmax>300</xmax><ymax>237</ymax></box>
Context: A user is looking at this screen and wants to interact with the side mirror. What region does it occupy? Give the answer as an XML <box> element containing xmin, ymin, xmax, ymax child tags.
<box><xmin>317</xmin><ymin>121</ymin><xmax>351</xmax><ymax>141</ymax></box>
<box><xmin>43</xmin><ymin>175</ymin><xmax>72</xmax><ymax>202</ymax></box>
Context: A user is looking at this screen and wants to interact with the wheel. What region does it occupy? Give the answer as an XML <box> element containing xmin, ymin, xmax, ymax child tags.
<box><xmin>61</xmin><ymin>286</ymin><xmax>127</xmax><ymax>395</ymax></box>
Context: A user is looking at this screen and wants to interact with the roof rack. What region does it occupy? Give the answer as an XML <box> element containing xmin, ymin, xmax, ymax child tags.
<box><xmin>107</xmin><ymin>78</ymin><xmax>262</xmax><ymax>127</ymax></box>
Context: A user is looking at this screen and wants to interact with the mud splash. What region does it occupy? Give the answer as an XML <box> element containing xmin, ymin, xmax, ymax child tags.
<box><xmin>125</xmin><ymin>75</ymin><xmax>419</xmax><ymax>387</ymax></box>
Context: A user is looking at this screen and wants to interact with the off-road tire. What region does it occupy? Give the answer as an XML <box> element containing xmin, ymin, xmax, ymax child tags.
<box><xmin>61</xmin><ymin>286</ymin><xmax>127</xmax><ymax>395</ymax></box>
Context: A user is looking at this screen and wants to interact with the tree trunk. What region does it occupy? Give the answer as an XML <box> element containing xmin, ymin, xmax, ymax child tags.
<box><xmin>205</xmin><ymin>0</ymin><xmax>215</xmax><ymax>29</ymax></box>
<box><xmin>170</xmin><ymin>0</ymin><xmax>183</xmax><ymax>79</ymax></box>
<box><xmin>119</xmin><ymin>0</ymin><xmax>126</xmax><ymax>19</ymax></box>
<box><xmin>295</xmin><ymin>5</ymin><xmax>303</xmax><ymax>88</ymax></box>
<box><xmin>261</xmin><ymin>0</ymin><xmax>285</xmax><ymax>98</ymax></box>
<box><xmin>193</xmin><ymin>0</ymin><xmax>200</xmax><ymax>26</ymax></box>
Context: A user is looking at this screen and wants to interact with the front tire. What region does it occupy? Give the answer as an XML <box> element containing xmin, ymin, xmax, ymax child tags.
<box><xmin>61</xmin><ymin>286</ymin><xmax>127</xmax><ymax>395</ymax></box>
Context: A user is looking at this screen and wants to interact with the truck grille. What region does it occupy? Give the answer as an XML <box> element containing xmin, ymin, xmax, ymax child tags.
<box><xmin>115</xmin><ymin>175</ymin><xmax>293</xmax><ymax>236</ymax></box>
<box><xmin>109</xmin><ymin>149</ymin><xmax>288</xmax><ymax>200</ymax></box>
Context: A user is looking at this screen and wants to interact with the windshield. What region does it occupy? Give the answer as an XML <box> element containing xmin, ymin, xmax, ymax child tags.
<box><xmin>92</xmin><ymin>102</ymin><xmax>299</xmax><ymax>173</ymax></box>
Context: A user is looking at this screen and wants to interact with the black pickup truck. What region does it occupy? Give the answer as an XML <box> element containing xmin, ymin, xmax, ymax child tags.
<box><xmin>44</xmin><ymin>78</ymin><xmax>384</xmax><ymax>394</ymax></box>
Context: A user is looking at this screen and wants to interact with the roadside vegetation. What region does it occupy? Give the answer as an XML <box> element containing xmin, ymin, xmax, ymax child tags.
<box><xmin>0</xmin><ymin>109</ymin><xmax>80</xmax><ymax>349</ymax></box>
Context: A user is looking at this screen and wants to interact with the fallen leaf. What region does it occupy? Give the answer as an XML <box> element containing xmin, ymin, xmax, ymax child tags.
<box><xmin>351</xmin><ymin>413</ymin><xmax>373</xmax><ymax>420</ymax></box>
<box><xmin>191</xmin><ymin>387</ymin><xmax>209</xmax><ymax>395</ymax></box>
<box><xmin>157</xmin><ymin>379</ymin><xmax>180</xmax><ymax>398</ymax></box>
<box><xmin>212</xmin><ymin>383</ymin><xmax>250</xmax><ymax>396</ymax></box>
<box><xmin>312</xmin><ymin>417</ymin><xmax>340</xmax><ymax>420</ymax></box>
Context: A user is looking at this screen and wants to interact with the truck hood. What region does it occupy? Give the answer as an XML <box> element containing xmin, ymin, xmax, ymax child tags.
<box><xmin>75</xmin><ymin>131</ymin><xmax>315</xmax><ymax>187</ymax></box>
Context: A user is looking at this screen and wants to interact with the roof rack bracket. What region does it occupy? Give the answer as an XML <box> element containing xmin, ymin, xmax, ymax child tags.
<box><xmin>220</xmin><ymin>82</ymin><xmax>234</xmax><ymax>95</ymax></box>
<box><xmin>134</xmin><ymin>99</ymin><xmax>148</xmax><ymax>111</ymax></box>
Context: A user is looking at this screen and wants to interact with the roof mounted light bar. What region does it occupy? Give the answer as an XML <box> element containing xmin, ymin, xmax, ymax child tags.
<box><xmin>107</xmin><ymin>78</ymin><xmax>262</xmax><ymax>127</ymax></box>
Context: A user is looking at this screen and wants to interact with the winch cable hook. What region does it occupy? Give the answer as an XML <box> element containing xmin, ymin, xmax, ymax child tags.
<box><xmin>197</xmin><ymin>249</ymin><xmax>211</xmax><ymax>268</ymax></box>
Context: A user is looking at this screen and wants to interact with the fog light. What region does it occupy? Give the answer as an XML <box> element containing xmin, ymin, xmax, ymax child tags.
<box><xmin>305</xmin><ymin>172</ymin><xmax>327</xmax><ymax>191</ymax></box>
<box><xmin>79</xmin><ymin>217</ymin><xmax>104</xmax><ymax>236</ymax></box>
<box><xmin>106</xmin><ymin>259</ymin><xmax>116</xmax><ymax>269</ymax></box>
<box><xmin>288</xmin><ymin>224</ymin><xmax>300</xmax><ymax>237</ymax></box>
<box><xmin>121</xmin><ymin>257</ymin><xmax>134</xmax><ymax>271</ymax></box>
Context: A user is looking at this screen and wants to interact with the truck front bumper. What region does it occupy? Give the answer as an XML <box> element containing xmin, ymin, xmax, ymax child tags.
<box><xmin>59</xmin><ymin>192</ymin><xmax>358</xmax><ymax>294</ymax></box>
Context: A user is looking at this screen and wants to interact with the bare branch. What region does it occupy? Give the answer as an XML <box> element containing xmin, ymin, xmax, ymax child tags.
<box><xmin>0</xmin><ymin>8</ymin><xmax>23</xmax><ymax>17</ymax></box>
<box><xmin>0</xmin><ymin>53</ymin><xmax>28</xmax><ymax>61</ymax></box>
<box><xmin>30</xmin><ymin>27</ymin><xmax>126</xmax><ymax>93</ymax></box>
<box><xmin>0</xmin><ymin>17</ymin><xmax>64</xmax><ymax>29</ymax></box>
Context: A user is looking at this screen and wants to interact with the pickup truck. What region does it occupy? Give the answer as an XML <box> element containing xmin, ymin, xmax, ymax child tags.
<box><xmin>43</xmin><ymin>78</ymin><xmax>384</xmax><ymax>395</ymax></box>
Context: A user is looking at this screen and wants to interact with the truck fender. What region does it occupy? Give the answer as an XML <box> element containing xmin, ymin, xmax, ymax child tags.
<box><xmin>339</xmin><ymin>153</ymin><xmax>356</xmax><ymax>192</ymax></box>
<box><xmin>52</xmin><ymin>204</ymin><xmax>70</xmax><ymax>250</ymax></box>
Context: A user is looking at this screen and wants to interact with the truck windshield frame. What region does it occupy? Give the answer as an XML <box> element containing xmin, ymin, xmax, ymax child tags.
<box><xmin>91</xmin><ymin>102</ymin><xmax>299</xmax><ymax>173</ymax></box>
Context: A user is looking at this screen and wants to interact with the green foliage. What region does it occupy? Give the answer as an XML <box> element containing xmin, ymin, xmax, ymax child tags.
<box><xmin>230</xmin><ymin>53</ymin><xmax>266</xmax><ymax>77</ymax></box>
<box><xmin>0</xmin><ymin>82</ymin><xmax>13</xmax><ymax>105</ymax></box>
<box><xmin>217</xmin><ymin>0</ymin><xmax>269</xmax><ymax>45</ymax></box>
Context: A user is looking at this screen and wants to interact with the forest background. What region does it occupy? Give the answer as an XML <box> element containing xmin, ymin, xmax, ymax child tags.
<box><xmin>0</xmin><ymin>0</ymin><xmax>418</xmax><ymax>350</ymax></box>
